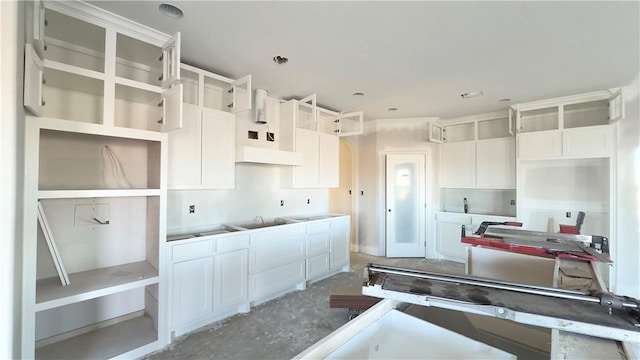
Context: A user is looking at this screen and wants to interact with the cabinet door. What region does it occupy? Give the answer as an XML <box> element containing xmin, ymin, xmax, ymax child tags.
<box><xmin>168</xmin><ymin>103</ymin><xmax>201</xmax><ymax>188</ymax></box>
<box><xmin>296</xmin><ymin>94</ymin><xmax>317</xmax><ymax>130</ymax></box>
<box><xmin>318</xmin><ymin>134</ymin><xmax>339</xmax><ymax>187</ymax></box>
<box><xmin>429</xmin><ymin>122</ymin><xmax>444</xmax><ymax>143</ymax></box>
<box><xmin>26</xmin><ymin>0</ymin><xmax>45</xmax><ymax>57</ymax></box>
<box><xmin>330</xmin><ymin>228</ymin><xmax>349</xmax><ymax>270</ymax></box>
<box><xmin>608</xmin><ymin>90</ymin><xmax>624</xmax><ymax>122</ymax></box>
<box><xmin>436</xmin><ymin>221</ymin><xmax>467</xmax><ymax>262</ymax></box>
<box><xmin>213</xmin><ymin>249</ymin><xmax>248</xmax><ymax>311</ymax></box>
<box><xmin>230</xmin><ymin>74</ymin><xmax>252</xmax><ymax>113</ymax></box>
<box><xmin>172</xmin><ymin>257</ymin><xmax>214</xmax><ymax>327</ymax></box>
<box><xmin>517</xmin><ymin>130</ymin><xmax>562</xmax><ymax>160</ymax></box>
<box><xmin>476</xmin><ymin>138</ymin><xmax>515</xmax><ymax>189</ymax></box>
<box><xmin>202</xmin><ymin>108</ymin><xmax>235</xmax><ymax>189</ymax></box>
<box><xmin>23</xmin><ymin>44</ymin><xmax>44</xmax><ymax>116</ymax></box>
<box><xmin>161</xmin><ymin>32</ymin><xmax>181</xmax><ymax>88</ymax></box>
<box><xmin>161</xmin><ymin>83</ymin><xmax>183</xmax><ymax>132</ymax></box>
<box><xmin>338</xmin><ymin>111</ymin><xmax>363</xmax><ymax>137</ymax></box>
<box><xmin>294</xmin><ymin>129</ymin><xmax>319</xmax><ymax>187</ymax></box>
<box><xmin>441</xmin><ymin>141</ymin><xmax>476</xmax><ymax>188</ymax></box>
<box><xmin>562</xmin><ymin>126</ymin><xmax>613</xmax><ymax>158</ymax></box>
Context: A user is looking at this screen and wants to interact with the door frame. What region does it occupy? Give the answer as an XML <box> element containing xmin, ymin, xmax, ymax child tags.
<box><xmin>381</xmin><ymin>151</ymin><xmax>431</xmax><ymax>258</ymax></box>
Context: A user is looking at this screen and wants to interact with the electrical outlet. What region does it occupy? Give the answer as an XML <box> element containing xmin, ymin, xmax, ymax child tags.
<box><xmin>566</xmin><ymin>211</ymin><xmax>571</xmax><ymax>218</ymax></box>
<box><xmin>189</xmin><ymin>205</ymin><xmax>195</xmax><ymax>214</ymax></box>
<box><xmin>510</xmin><ymin>199</ymin><xmax>516</xmax><ymax>206</ymax></box>
<box><xmin>266</xmin><ymin>132</ymin><xmax>275</xmax><ymax>142</ymax></box>
<box><xmin>307</xmin><ymin>198</ymin><xmax>310</xmax><ymax>204</ymax></box>
<box><xmin>280</xmin><ymin>200</ymin><xmax>284</xmax><ymax>206</ymax></box>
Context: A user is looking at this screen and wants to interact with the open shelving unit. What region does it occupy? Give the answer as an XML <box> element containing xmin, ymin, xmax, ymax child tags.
<box><xmin>22</xmin><ymin>1</ymin><xmax>174</xmax><ymax>358</ymax></box>
<box><xmin>24</xmin><ymin>117</ymin><xmax>168</xmax><ymax>359</ymax></box>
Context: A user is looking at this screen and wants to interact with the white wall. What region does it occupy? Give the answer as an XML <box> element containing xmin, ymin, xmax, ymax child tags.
<box><xmin>1</xmin><ymin>1</ymin><xmax>24</xmax><ymax>357</ymax></box>
<box><xmin>615</xmin><ymin>76</ymin><xmax>640</xmax><ymax>298</ymax></box>
<box><xmin>356</xmin><ymin>119</ymin><xmax>441</xmax><ymax>258</ymax></box>
<box><xmin>167</xmin><ymin>163</ymin><xmax>329</xmax><ymax>233</ymax></box>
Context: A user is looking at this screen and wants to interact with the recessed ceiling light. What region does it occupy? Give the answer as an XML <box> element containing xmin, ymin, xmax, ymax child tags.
<box><xmin>460</xmin><ymin>90</ymin><xmax>484</xmax><ymax>99</ymax></box>
<box><xmin>352</xmin><ymin>92</ymin><xmax>365</xmax><ymax>97</ymax></box>
<box><xmin>273</xmin><ymin>56</ymin><xmax>289</xmax><ymax>65</ymax></box>
<box><xmin>158</xmin><ymin>3</ymin><xmax>183</xmax><ymax>18</ymax></box>
<box><xmin>387</xmin><ymin>107</ymin><xmax>398</xmax><ymax>111</ymax></box>
<box><xmin>498</xmin><ymin>98</ymin><xmax>512</xmax><ymax>102</ymax></box>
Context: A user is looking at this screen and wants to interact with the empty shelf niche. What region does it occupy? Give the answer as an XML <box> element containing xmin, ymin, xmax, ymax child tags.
<box><xmin>38</xmin><ymin>129</ymin><xmax>161</xmax><ymax>191</ymax></box>
<box><xmin>35</xmin><ymin>286</ymin><xmax>159</xmax><ymax>360</ymax></box>
<box><xmin>36</xmin><ymin>197</ymin><xmax>160</xmax><ymax>310</ymax></box>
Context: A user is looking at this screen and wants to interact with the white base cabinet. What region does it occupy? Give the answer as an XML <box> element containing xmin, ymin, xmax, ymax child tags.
<box><xmin>168</xmin><ymin>215</ymin><xmax>350</xmax><ymax>337</ymax></box>
<box><xmin>169</xmin><ymin>233</ymin><xmax>249</xmax><ymax>336</ymax></box>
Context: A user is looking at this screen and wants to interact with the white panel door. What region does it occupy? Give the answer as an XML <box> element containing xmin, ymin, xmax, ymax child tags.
<box><xmin>171</xmin><ymin>257</ymin><xmax>213</xmax><ymax>327</ymax></box>
<box><xmin>318</xmin><ymin>133</ymin><xmax>339</xmax><ymax>187</ymax></box>
<box><xmin>476</xmin><ymin>138</ymin><xmax>516</xmax><ymax>189</ymax></box>
<box><xmin>161</xmin><ymin>83</ymin><xmax>183</xmax><ymax>132</ymax></box>
<box><xmin>517</xmin><ymin>130</ymin><xmax>562</xmax><ymax>160</ymax></box>
<box><xmin>202</xmin><ymin>108</ymin><xmax>236</xmax><ymax>188</ymax></box>
<box><xmin>385</xmin><ymin>153</ymin><xmax>426</xmax><ymax>257</ymax></box>
<box><xmin>213</xmin><ymin>249</ymin><xmax>248</xmax><ymax>311</ymax></box>
<box><xmin>338</xmin><ymin>111</ymin><xmax>363</xmax><ymax>137</ymax></box>
<box><xmin>294</xmin><ymin>129</ymin><xmax>319</xmax><ymax>187</ymax></box>
<box><xmin>330</xmin><ymin>228</ymin><xmax>350</xmax><ymax>269</ymax></box>
<box><xmin>562</xmin><ymin>125</ymin><xmax>613</xmax><ymax>158</ymax></box>
<box><xmin>441</xmin><ymin>142</ymin><xmax>476</xmax><ymax>188</ymax></box>
<box><xmin>23</xmin><ymin>44</ymin><xmax>44</xmax><ymax>116</ymax></box>
<box><xmin>168</xmin><ymin>103</ymin><xmax>201</xmax><ymax>188</ymax></box>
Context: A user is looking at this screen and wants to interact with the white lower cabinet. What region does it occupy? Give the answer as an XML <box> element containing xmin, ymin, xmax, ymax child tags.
<box><xmin>214</xmin><ymin>249</ymin><xmax>248</xmax><ymax>312</ymax></box>
<box><xmin>172</xmin><ymin>256</ymin><xmax>214</xmax><ymax>327</ymax></box>
<box><xmin>435</xmin><ymin>213</ymin><xmax>471</xmax><ymax>263</ymax></box>
<box><xmin>169</xmin><ymin>233</ymin><xmax>249</xmax><ymax>336</ymax></box>
<box><xmin>307</xmin><ymin>253</ymin><xmax>331</xmax><ymax>279</ymax></box>
<box><xmin>331</xmin><ymin>218</ymin><xmax>350</xmax><ymax>270</ymax></box>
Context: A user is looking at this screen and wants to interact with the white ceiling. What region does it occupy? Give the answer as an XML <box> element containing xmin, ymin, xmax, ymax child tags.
<box><xmin>89</xmin><ymin>1</ymin><xmax>639</xmax><ymax>121</ymax></box>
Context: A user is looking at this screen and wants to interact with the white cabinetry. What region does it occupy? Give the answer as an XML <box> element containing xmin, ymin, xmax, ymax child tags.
<box><xmin>304</xmin><ymin>216</ymin><xmax>351</xmax><ymax>281</ymax></box>
<box><xmin>168</xmin><ymin>103</ymin><xmax>235</xmax><ymax>189</ymax></box>
<box><xmin>439</xmin><ymin>113</ymin><xmax>515</xmax><ymax>189</ymax></box>
<box><xmin>23</xmin><ymin>1</ymin><xmax>183</xmax><ymax>132</ymax></box>
<box><xmin>281</xmin><ymin>95</ymin><xmax>362</xmax><ymax>188</ymax></box>
<box><xmin>167</xmin><ymin>64</ymin><xmax>252</xmax><ymax>189</ymax></box>
<box><xmin>329</xmin><ymin>217</ymin><xmax>350</xmax><ymax>270</ymax></box>
<box><xmin>476</xmin><ymin>138</ymin><xmax>516</xmax><ymax>189</ymax></box>
<box><xmin>23</xmin><ymin>118</ymin><xmax>167</xmax><ymax>359</ymax></box>
<box><xmin>515</xmin><ymin>91</ymin><xmax>621</xmax><ymax>160</ymax></box>
<box><xmin>435</xmin><ymin>213</ymin><xmax>471</xmax><ymax>263</ymax></box>
<box><xmin>169</xmin><ymin>233</ymin><xmax>249</xmax><ymax>336</ymax></box>
<box><xmin>441</xmin><ymin>142</ymin><xmax>476</xmax><ymax>188</ymax></box>
<box><xmin>248</xmin><ymin>224</ymin><xmax>307</xmax><ymax>303</ymax></box>
<box><xmin>21</xmin><ymin>2</ymin><xmax>176</xmax><ymax>358</ymax></box>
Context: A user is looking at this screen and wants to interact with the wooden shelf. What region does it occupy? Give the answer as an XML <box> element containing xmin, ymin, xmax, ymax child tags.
<box><xmin>36</xmin><ymin>261</ymin><xmax>159</xmax><ymax>312</ymax></box>
<box><xmin>35</xmin><ymin>314</ymin><xmax>158</xmax><ymax>360</ymax></box>
<box><xmin>38</xmin><ymin>189</ymin><xmax>161</xmax><ymax>199</ymax></box>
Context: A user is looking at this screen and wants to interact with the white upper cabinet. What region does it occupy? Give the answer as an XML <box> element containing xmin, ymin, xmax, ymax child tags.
<box><xmin>23</xmin><ymin>44</ymin><xmax>44</xmax><ymax>116</ymax></box>
<box><xmin>23</xmin><ymin>2</ymin><xmax>182</xmax><ymax>131</ymax></box>
<box><xmin>514</xmin><ymin>90</ymin><xmax>621</xmax><ymax>160</ymax></box>
<box><xmin>183</xmin><ymin>63</ymin><xmax>252</xmax><ymax>114</ymax></box>
<box><xmin>161</xmin><ymin>32</ymin><xmax>181</xmax><ymax>88</ymax></box>
<box><xmin>438</xmin><ymin>112</ymin><xmax>516</xmax><ymax>189</ymax></box>
<box><xmin>161</xmin><ymin>83</ymin><xmax>184</xmax><ymax>132</ymax></box>
<box><xmin>229</xmin><ymin>75</ymin><xmax>252</xmax><ymax>113</ymax></box>
<box><xmin>317</xmin><ymin>107</ymin><xmax>363</xmax><ymax>137</ymax></box>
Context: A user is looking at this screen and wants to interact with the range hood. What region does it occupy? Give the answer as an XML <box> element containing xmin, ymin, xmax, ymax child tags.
<box><xmin>235</xmin><ymin>146</ymin><xmax>303</xmax><ymax>166</ymax></box>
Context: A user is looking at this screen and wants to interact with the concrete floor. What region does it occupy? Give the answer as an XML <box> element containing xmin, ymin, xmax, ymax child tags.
<box><xmin>146</xmin><ymin>252</ymin><xmax>464</xmax><ymax>360</ymax></box>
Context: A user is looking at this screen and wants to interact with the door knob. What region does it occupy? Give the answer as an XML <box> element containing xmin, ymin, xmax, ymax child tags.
<box><xmin>388</xmin><ymin>209</ymin><xmax>391</xmax><ymax>212</ymax></box>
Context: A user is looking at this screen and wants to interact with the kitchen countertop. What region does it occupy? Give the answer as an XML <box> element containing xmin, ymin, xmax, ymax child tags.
<box><xmin>167</xmin><ymin>213</ymin><xmax>347</xmax><ymax>242</ymax></box>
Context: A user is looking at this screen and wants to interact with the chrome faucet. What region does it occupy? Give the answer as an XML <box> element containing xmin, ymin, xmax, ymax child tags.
<box><xmin>255</xmin><ymin>215</ymin><xmax>265</xmax><ymax>225</ymax></box>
